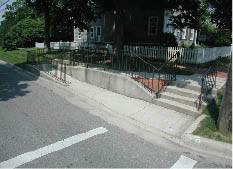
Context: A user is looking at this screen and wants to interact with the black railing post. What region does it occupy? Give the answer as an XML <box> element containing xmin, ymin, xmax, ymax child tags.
<box><xmin>60</xmin><ymin>61</ymin><xmax>63</xmax><ymax>80</ymax></box>
<box><xmin>104</xmin><ymin>51</ymin><xmax>106</xmax><ymax>71</ymax></box>
<box><xmin>152</xmin><ymin>68</ymin><xmax>154</xmax><ymax>91</ymax></box>
<box><xmin>63</xmin><ymin>63</ymin><xmax>67</xmax><ymax>82</ymax></box>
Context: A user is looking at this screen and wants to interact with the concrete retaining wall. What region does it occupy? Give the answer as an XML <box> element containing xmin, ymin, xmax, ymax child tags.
<box><xmin>66</xmin><ymin>66</ymin><xmax>156</xmax><ymax>103</ymax></box>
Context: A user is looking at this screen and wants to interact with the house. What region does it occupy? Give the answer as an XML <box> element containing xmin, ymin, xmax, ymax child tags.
<box><xmin>74</xmin><ymin>9</ymin><xmax>198</xmax><ymax>46</ymax></box>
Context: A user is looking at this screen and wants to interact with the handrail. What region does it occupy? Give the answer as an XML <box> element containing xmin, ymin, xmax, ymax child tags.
<box><xmin>196</xmin><ymin>56</ymin><xmax>221</xmax><ymax>110</ymax></box>
<box><xmin>156</xmin><ymin>51</ymin><xmax>179</xmax><ymax>98</ymax></box>
<box><xmin>133</xmin><ymin>54</ymin><xmax>160</xmax><ymax>72</ymax></box>
<box><xmin>157</xmin><ymin>51</ymin><xmax>180</xmax><ymax>72</ymax></box>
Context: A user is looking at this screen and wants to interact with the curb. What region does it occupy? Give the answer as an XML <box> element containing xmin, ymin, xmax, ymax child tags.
<box><xmin>180</xmin><ymin>114</ymin><xmax>232</xmax><ymax>160</ymax></box>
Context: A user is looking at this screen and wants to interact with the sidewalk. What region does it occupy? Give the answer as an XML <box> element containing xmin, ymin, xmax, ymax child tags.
<box><xmin>65</xmin><ymin>73</ymin><xmax>195</xmax><ymax>138</ymax></box>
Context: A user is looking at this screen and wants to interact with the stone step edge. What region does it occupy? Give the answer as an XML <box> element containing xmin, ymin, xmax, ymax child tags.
<box><xmin>161</xmin><ymin>92</ymin><xmax>207</xmax><ymax>109</ymax></box>
<box><xmin>153</xmin><ymin>98</ymin><xmax>201</xmax><ymax>118</ymax></box>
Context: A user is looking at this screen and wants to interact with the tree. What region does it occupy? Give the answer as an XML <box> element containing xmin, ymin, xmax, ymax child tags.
<box><xmin>26</xmin><ymin>0</ymin><xmax>98</xmax><ymax>51</ymax></box>
<box><xmin>167</xmin><ymin>0</ymin><xmax>210</xmax><ymax>30</ymax></box>
<box><xmin>207</xmin><ymin>0</ymin><xmax>232</xmax><ymax>30</ymax></box>
<box><xmin>0</xmin><ymin>0</ymin><xmax>39</xmax><ymax>46</ymax></box>
<box><xmin>3</xmin><ymin>18</ymin><xmax>44</xmax><ymax>49</ymax></box>
<box><xmin>217</xmin><ymin>61</ymin><xmax>232</xmax><ymax>136</ymax></box>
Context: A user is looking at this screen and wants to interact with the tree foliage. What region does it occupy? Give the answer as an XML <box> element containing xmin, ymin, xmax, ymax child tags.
<box><xmin>200</xmin><ymin>24</ymin><xmax>231</xmax><ymax>47</ymax></box>
<box><xmin>168</xmin><ymin>0</ymin><xmax>210</xmax><ymax>30</ymax></box>
<box><xmin>26</xmin><ymin>0</ymin><xmax>98</xmax><ymax>50</ymax></box>
<box><xmin>168</xmin><ymin>0</ymin><xmax>232</xmax><ymax>31</ymax></box>
<box><xmin>0</xmin><ymin>0</ymin><xmax>44</xmax><ymax>49</ymax></box>
<box><xmin>3</xmin><ymin>18</ymin><xmax>44</xmax><ymax>49</ymax></box>
<box><xmin>208</xmin><ymin>0</ymin><xmax>232</xmax><ymax>30</ymax></box>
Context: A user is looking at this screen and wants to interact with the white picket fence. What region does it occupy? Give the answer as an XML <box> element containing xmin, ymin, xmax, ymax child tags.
<box><xmin>124</xmin><ymin>45</ymin><xmax>231</xmax><ymax>64</ymax></box>
<box><xmin>124</xmin><ymin>45</ymin><xmax>198</xmax><ymax>64</ymax></box>
<box><xmin>35</xmin><ymin>42</ymin><xmax>232</xmax><ymax>64</ymax></box>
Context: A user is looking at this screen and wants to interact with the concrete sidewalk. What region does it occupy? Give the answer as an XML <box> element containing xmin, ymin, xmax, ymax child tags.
<box><xmin>65</xmin><ymin>73</ymin><xmax>195</xmax><ymax>138</ymax></box>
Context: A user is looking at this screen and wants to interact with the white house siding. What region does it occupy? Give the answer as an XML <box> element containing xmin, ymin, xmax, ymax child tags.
<box><xmin>163</xmin><ymin>10</ymin><xmax>198</xmax><ymax>46</ymax></box>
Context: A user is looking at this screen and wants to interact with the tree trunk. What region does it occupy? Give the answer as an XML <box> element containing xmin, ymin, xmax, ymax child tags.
<box><xmin>217</xmin><ymin>61</ymin><xmax>232</xmax><ymax>136</ymax></box>
<box><xmin>44</xmin><ymin>8</ymin><xmax>50</xmax><ymax>52</ymax></box>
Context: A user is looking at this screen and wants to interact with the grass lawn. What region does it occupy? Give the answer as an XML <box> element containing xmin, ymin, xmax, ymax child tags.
<box><xmin>193</xmin><ymin>89</ymin><xmax>232</xmax><ymax>143</ymax></box>
<box><xmin>0</xmin><ymin>47</ymin><xmax>35</xmax><ymax>68</ymax></box>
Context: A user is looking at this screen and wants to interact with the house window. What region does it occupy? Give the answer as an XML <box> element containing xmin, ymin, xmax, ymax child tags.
<box><xmin>90</xmin><ymin>27</ymin><xmax>94</xmax><ymax>39</ymax></box>
<box><xmin>96</xmin><ymin>26</ymin><xmax>101</xmax><ymax>36</ymax></box>
<box><xmin>148</xmin><ymin>16</ymin><xmax>158</xmax><ymax>36</ymax></box>
<box><xmin>190</xmin><ymin>29</ymin><xmax>195</xmax><ymax>40</ymax></box>
<box><xmin>77</xmin><ymin>29</ymin><xmax>82</xmax><ymax>39</ymax></box>
<box><xmin>181</xmin><ymin>28</ymin><xmax>187</xmax><ymax>39</ymax></box>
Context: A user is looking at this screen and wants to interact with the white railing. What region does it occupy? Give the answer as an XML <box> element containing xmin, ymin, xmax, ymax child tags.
<box><xmin>35</xmin><ymin>42</ymin><xmax>232</xmax><ymax>64</ymax></box>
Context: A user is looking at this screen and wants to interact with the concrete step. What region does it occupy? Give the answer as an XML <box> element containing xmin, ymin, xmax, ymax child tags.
<box><xmin>165</xmin><ymin>85</ymin><xmax>201</xmax><ymax>99</ymax></box>
<box><xmin>161</xmin><ymin>91</ymin><xmax>207</xmax><ymax>109</ymax></box>
<box><xmin>153</xmin><ymin>98</ymin><xmax>201</xmax><ymax>118</ymax></box>
<box><xmin>170</xmin><ymin>81</ymin><xmax>201</xmax><ymax>92</ymax></box>
<box><xmin>170</xmin><ymin>81</ymin><xmax>219</xmax><ymax>95</ymax></box>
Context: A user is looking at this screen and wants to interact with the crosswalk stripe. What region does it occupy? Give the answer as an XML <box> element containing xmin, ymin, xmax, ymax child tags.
<box><xmin>0</xmin><ymin>127</ymin><xmax>108</xmax><ymax>168</ymax></box>
<box><xmin>171</xmin><ymin>155</ymin><xmax>197</xmax><ymax>169</ymax></box>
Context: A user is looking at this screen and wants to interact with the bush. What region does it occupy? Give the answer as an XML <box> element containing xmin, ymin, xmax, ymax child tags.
<box><xmin>213</xmin><ymin>29</ymin><xmax>232</xmax><ymax>46</ymax></box>
<box><xmin>3</xmin><ymin>18</ymin><xmax>44</xmax><ymax>50</ymax></box>
<box><xmin>201</xmin><ymin>24</ymin><xmax>231</xmax><ymax>47</ymax></box>
<box><xmin>180</xmin><ymin>42</ymin><xmax>196</xmax><ymax>48</ymax></box>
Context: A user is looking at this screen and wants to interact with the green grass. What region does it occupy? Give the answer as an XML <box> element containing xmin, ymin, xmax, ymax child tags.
<box><xmin>193</xmin><ymin>89</ymin><xmax>232</xmax><ymax>143</ymax></box>
<box><xmin>0</xmin><ymin>46</ymin><xmax>36</xmax><ymax>68</ymax></box>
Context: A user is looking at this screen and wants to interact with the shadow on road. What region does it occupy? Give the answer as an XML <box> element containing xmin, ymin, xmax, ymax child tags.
<box><xmin>0</xmin><ymin>62</ymin><xmax>38</xmax><ymax>101</ymax></box>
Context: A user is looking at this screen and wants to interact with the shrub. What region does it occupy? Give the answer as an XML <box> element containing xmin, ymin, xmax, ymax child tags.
<box><xmin>3</xmin><ymin>18</ymin><xmax>44</xmax><ymax>50</ymax></box>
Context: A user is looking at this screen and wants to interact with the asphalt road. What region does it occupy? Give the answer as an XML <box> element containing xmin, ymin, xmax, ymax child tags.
<box><xmin>0</xmin><ymin>61</ymin><xmax>231</xmax><ymax>168</ymax></box>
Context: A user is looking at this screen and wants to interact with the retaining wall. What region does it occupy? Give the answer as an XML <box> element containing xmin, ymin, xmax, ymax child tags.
<box><xmin>65</xmin><ymin>65</ymin><xmax>156</xmax><ymax>103</ymax></box>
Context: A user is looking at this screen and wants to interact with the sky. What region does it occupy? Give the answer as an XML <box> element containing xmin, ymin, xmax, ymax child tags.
<box><xmin>0</xmin><ymin>0</ymin><xmax>15</xmax><ymax>22</ymax></box>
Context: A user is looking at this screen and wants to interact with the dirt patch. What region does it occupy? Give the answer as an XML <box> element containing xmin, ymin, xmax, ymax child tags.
<box><xmin>132</xmin><ymin>77</ymin><xmax>167</xmax><ymax>93</ymax></box>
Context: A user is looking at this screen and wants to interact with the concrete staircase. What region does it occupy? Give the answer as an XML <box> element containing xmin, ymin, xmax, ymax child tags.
<box><xmin>153</xmin><ymin>80</ymin><xmax>221</xmax><ymax>118</ymax></box>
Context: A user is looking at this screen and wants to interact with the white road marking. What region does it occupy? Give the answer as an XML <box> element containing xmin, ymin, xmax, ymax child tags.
<box><xmin>171</xmin><ymin>155</ymin><xmax>197</xmax><ymax>169</ymax></box>
<box><xmin>0</xmin><ymin>127</ymin><xmax>108</xmax><ymax>168</ymax></box>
